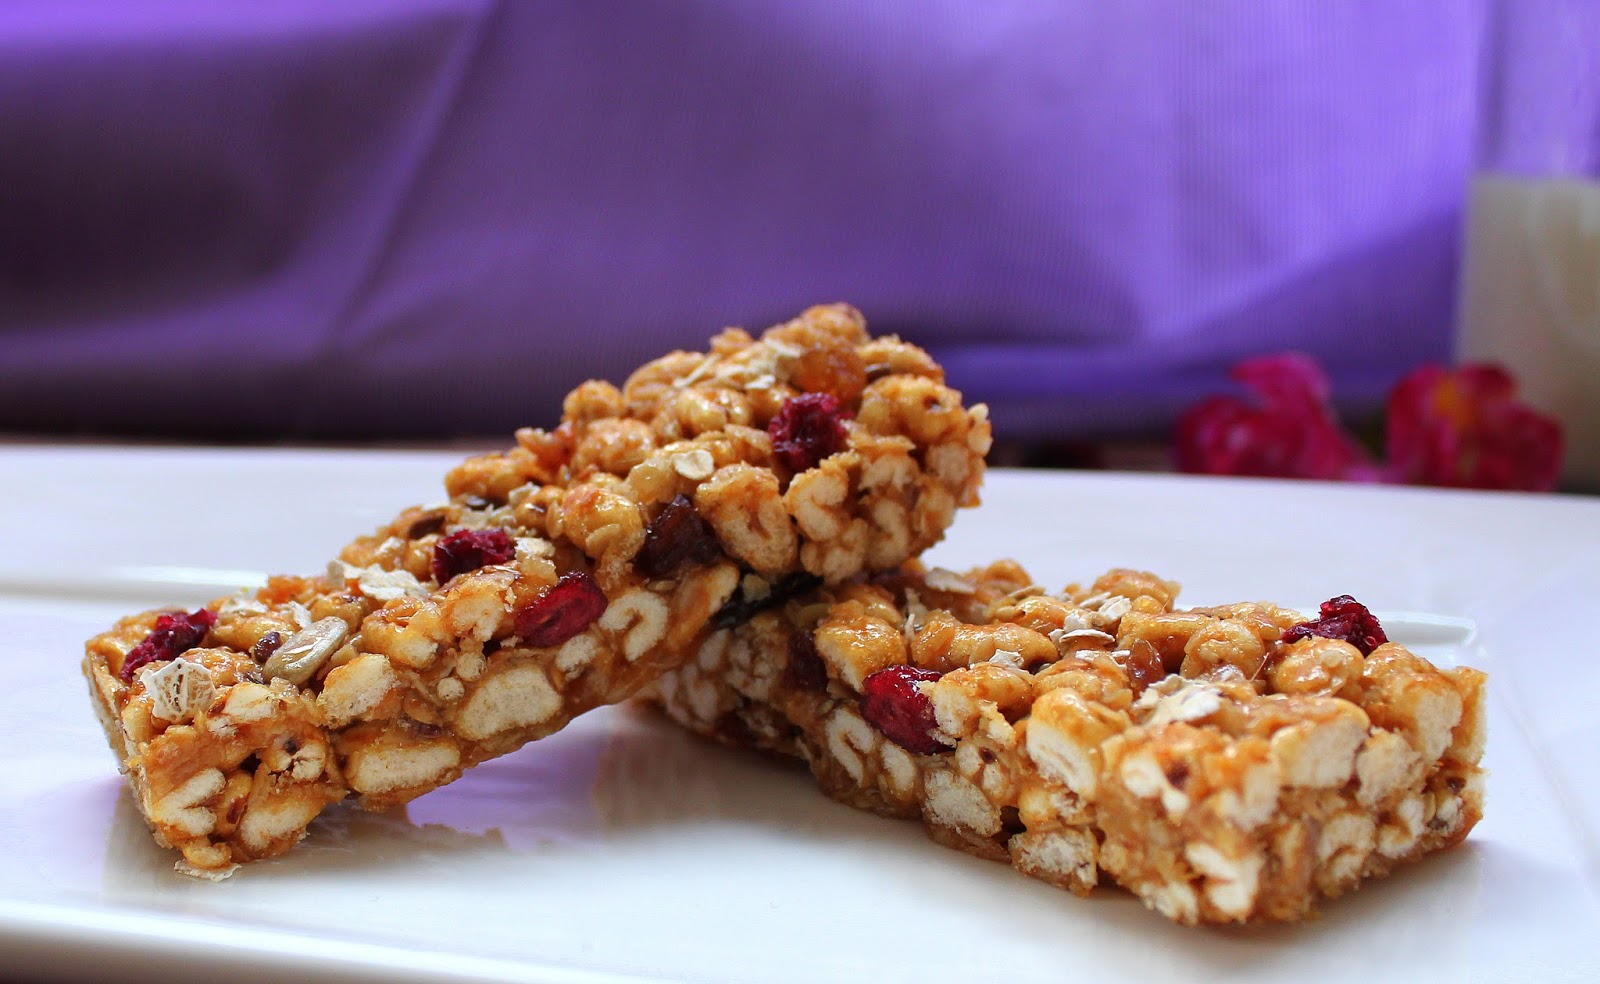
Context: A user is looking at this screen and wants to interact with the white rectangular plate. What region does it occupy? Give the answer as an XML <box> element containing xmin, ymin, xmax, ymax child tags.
<box><xmin>2</xmin><ymin>446</ymin><xmax>1597</xmax><ymax>983</ymax></box>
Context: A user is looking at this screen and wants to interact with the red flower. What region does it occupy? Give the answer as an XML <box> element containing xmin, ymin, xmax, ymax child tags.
<box><xmin>1174</xmin><ymin>353</ymin><xmax>1375</xmax><ymax>481</ymax></box>
<box><xmin>1384</xmin><ymin>364</ymin><xmax>1563</xmax><ymax>491</ymax></box>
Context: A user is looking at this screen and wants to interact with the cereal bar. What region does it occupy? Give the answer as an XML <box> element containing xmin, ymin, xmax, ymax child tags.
<box><xmin>650</xmin><ymin>563</ymin><xmax>1487</xmax><ymax>924</ymax></box>
<box><xmin>82</xmin><ymin>304</ymin><xmax>992</xmax><ymax>875</ymax></box>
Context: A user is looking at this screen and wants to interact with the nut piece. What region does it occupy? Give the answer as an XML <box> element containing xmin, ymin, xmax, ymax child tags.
<box><xmin>262</xmin><ymin>617</ymin><xmax>349</xmax><ymax>686</ymax></box>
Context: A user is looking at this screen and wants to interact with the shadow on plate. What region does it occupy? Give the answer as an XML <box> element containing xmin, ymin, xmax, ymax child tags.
<box><xmin>97</xmin><ymin>701</ymin><xmax>1496</xmax><ymax>962</ymax></box>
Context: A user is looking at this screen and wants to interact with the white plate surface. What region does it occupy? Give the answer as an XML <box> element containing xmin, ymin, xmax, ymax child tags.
<box><xmin>1</xmin><ymin>446</ymin><xmax>1597</xmax><ymax>983</ymax></box>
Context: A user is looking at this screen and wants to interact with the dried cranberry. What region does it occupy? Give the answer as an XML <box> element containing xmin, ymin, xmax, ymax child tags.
<box><xmin>119</xmin><ymin>608</ymin><xmax>218</xmax><ymax>682</ymax></box>
<box><xmin>768</xmin><ymin>393</ymin><xmax>850</xmax><ymax>473</ymax></box>
<box><xmin>430</xmin><ymin>528</ymin><xmax>516</xmax><ymax>584</ymax></box>
<box><xmin>783</xmin><ymin>631</ymin><xmax>829</xmax><ymax>692</ymax></box>
<box><xmin>860</xmin><ymin>665</ymin><xmax>951</xmax><ymax>755</ymax></box>
<box><xmin>1282</xmin><ymin>595</ymin><xmax>1388</xmax><ymax>655</ymax></box>
<box><xmin>635</xmin><ymin>495</ymin><xmax>722</xmax><ymax>578</ymax></box>
<box><xmin>514</xmin><ymin>571</ymin><xmax>608</xmax><ymax>647</ymax></box>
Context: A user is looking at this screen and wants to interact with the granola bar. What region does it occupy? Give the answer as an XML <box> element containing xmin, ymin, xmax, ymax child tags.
<box><xmin>650</xmin><ymin>563</ymin><xmax>1487</xmax><ymax>924</ymax></box>
<box><xmin>82</xmin><ymin>304</ymin><xmax>992</xmax><ymax>875</ymax></box>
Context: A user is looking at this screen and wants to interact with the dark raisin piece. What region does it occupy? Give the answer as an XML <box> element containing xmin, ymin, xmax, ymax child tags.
<box><xmin>768</xmin><ymin>393</ymin><xmax>850</xmax><ymax>473</ymax></box>
<box><xmin>430</xmin><ymin>528</ymin><xmax>516</xmax><ymax>584</ymax></box>
<box><xmin>119</xmin><ymin>608</ymin><xmax>218</xmax><ymax>682</ymax></box>
<box><xmin>711</xmin><ymin>572</ymin><xmax>823</xmax><ymax>629</ymax></box>
<box><xmin>715</xmin><ymin>710</ymin><xmax>756</xmax><ymax>746</ymax></box>
<box><xmin>406</xmin><ymin>512</ymin><xmax>447</xmax><ymax>539</ymax></box>
<box><xmin>1165</xmin><ymin>762</ymin><xmax>1191</xmax><ymax>789</ymax></box>
<box><xmin>402</xmin><ymin>718</ymin><xmax>444</xmax><ymax>739</ymax></box>
<box><xmin>514</xmin><ymin>571</ymin><xmax>609</xmax><ymax>647</ymax></box>
<box><xmin>783</xmin><ymin>631</ymin><xmax>829</xmax><ymax>692</ymax></box>
<box><xmin>250</xmin><ymin>631</ymin><xmax>283</xmax><ymax>664</ymax></box>
<box><xmin>1000</xmin><ymin>805</ymin><xmax>1026</xmax><ymax>835</ymax></box>
<box><xmin>1282</xmin><ymin>595</ymin><xmax>1388</xmax><ymax>655</ymax></box>
<box><xmin>860</xmin><ymin>665</ymin><xmax>951</xmax><ymax>755</ymax></box>
<box><xmin>635</xmin><ymin>495</ymin><xmax>722</xmax><ymax>578</ymax></box>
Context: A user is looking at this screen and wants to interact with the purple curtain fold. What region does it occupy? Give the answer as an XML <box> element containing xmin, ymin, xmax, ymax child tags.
<box><xmin>0</xmin><ymin>1</ymin><xmax>1484</xmax><ymax>440</ymax></box>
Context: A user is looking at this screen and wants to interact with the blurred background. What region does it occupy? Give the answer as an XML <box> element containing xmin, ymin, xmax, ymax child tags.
<box><xmin>0</xmin><ymin>1</ymin><xmax>1593</xmax><ymax>482</ymax></box>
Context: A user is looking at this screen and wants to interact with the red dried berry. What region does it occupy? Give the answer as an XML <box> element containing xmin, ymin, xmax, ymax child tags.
<box><xmin>1282</xmin><ymin>595</ymin><xmax>1388</xmax><ymax>655</ymax></box>
<box><xmin>783</xmin><ymin>631</ymin><xmax>829</xmax><ymax>692</ymax></box>
<box><xmin>860</xmin><ymin>665</ymin><xmax>951</xmax><ymax>755</ymax></box>
<box><xmin>430</xmin><ymin>528</ymin><xmax>516</xmax><ymax>584</ymax></box>
<box><xmin>769</xmin><ymin>393</ymin><xmax>850</xmax><ymax>473</ymax></box>
<box><xmin>635</xmin><ymin>495</ymin><xmax>722</xmax><ymax>578</ymax></box>
<box><xmin>514</xmin><ymin>571</ymin><xmax>609</xmax><ymax>648</ymax></box>
<box><xmin>119</xmin><ymin>608</ymin><xmax>218</xmax><ymax>682</ymax></box>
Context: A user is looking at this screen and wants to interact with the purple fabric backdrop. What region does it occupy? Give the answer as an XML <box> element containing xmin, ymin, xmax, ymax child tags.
<box><xmin>0</xmin><ymin>2</ymin><xmax>1484</xmax><ymax>441</ymax></box>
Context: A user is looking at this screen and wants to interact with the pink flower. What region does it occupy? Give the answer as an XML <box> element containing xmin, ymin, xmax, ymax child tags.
<box><xmin>1174</xmin><ymin>353</ymin><xmax>1375</xmax><ymax>480</ymax></box>
<box><xmin>1383</xmin><ymin>364</ymin><xmax>1563</xmax><ymax>491</ymax></box>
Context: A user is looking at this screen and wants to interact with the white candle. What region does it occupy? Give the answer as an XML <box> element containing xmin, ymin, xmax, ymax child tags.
<box><xmin>1457</xmin><ymin>175</ymin><xmax>1600</xmax><ymax>490</ymax></box>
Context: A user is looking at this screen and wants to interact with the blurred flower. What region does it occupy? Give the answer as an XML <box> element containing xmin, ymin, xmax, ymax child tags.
<box><xmin>1384</xmin><ymin>364</ymin><xmax>1563</xmax><ymax>491</ymax></box>
<box><xmin>1173</xmin><ymin>353</ymin><xmax>1376</xmax><ymax>480</ymax></box>
<box><xmin>1175</xmin><ymin>355</ymin><xmax>1564</xmax><ymax>491</ymax></box>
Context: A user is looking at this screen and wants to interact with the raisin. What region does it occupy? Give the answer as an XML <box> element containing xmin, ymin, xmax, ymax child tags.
<box><xmin>635</xmin><ymin>495</ymin><xmax>722</xmax><ymax>578</ymax></box>
<box><xmin>1165</xmin><ymin>762</ymin><xmax>1191</xmax><ymax>789</ymax></box>
<box><xmin>250</xmin><ymin>631</ymin><xmax>283</xmax><ymax>664</ymax></box>
<box><xmin>783</xmin><ymin>631</ymin><xmax>829</xmax><ymax>692</ymax></box>
<box><xmin>1123</xmin><ymin>639</ymin><xmax>1166</xmax><ymax>696</ymax></box>
<box><xmin>430</xmin><ymin>528</ymin><xmax>516</xmax><ymax>584</ymax></box>
<box><xmin>715</xmin><ymin>710</ymin><xmax>756</xmax><ymax>745</ymax></box>
<box><xmin>406</xmin><ymin>512</ymin><xmax>447</xmax><ymax>539</ymax></box>
<box><xmin>402</xmin><ymin>718</ymin><xmax>444</xmax><ymax>739</ymax></box>
<box><xmin>1283</xmin><ymin>595</ymin><xmax>1388</xmax><ymax>655</ymax></box>
<box><xmin>514</xmin><ymin>571</ymin><xmax>608</xmax><ymax>647</ymax></box>
<box><xmin>1000</xmin><ymin>805</ymin><xmax>1026</xmax><ymax>835</ymax></box>
<box><xmin>711</xmin><ymin>572</ymin><xmax>822</xmax><ymax>629</ymax></box>
<box><xmin>119</xmin><ymin>608</ymin><xmax>217</xmax><ymax>682</ymax></box>
<box><xmin>860</xmin><ymin>665</ymin><xmax>951</xmax><ymax>755</ymax></box>
<box><xmin>768</xmin><ymin>393</ymin><xmax>850</xmax><ymax>473</ymax></box>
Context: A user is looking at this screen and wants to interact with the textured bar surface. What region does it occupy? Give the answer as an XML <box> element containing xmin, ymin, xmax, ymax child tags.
<box><xmin>651</xmin><ymin>562</ymin><xmax>1487</xmax><ymax>924</ymax></box>
<box><xmin>83</xmin><ymin>305</ymin><xmax>991</xmax><ymax>875</ymax></box>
